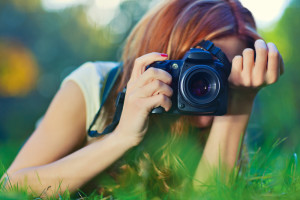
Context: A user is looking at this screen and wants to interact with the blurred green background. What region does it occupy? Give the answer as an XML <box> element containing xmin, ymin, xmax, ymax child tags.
<box><xmin>0</xmin><ymin>0</ymin><xmax>299</xmax><ymax>171</ymax></box>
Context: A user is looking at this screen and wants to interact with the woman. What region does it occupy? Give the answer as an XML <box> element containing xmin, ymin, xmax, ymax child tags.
<box><xmin>2</xmin><ymin>0</ymin><xmax>284</xmax><ymax>198</ymax></box>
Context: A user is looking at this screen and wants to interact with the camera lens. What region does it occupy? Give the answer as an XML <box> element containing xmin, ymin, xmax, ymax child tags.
<box><xmin>180</xmin><ymin>66</ymin><xmax>221</xmax><ymax>106</ymax></box>
<box><xmin>189</xmin><ymin>75</ymin><xmax>211</xmax><ymax>97</ymax></box>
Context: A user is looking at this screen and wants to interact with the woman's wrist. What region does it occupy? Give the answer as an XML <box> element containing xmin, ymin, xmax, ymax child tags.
<box><xmin>109</xmin><ymin>128</ymin><xmax>139</xmax><ymax>150</ymax></box>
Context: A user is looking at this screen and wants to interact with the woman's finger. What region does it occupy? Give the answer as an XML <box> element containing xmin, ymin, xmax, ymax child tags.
<box><xmin>130</xmin><ymin>52</ymin><xmax>168</xmax><ymax>81</ymax></box>
<box><xmin>242</xmin><ymin>48</ymin><xmax>255</xmax><ymax>86</ymax></box>
<box><xmin>144</xmin><ymin>94</ymin><xmax>172</xmax><ymax>113</ymax></box>
<box><xmin>266</xmin><ymin>42</ymin><xmax>280</xmax><ymax>84</ymax></box>
<box><xmin>253</xmin><ymin>39</ymin><xmax>268</xmax><ymax>87</ymax></box>
<box><xmin>136</xmin><ymin>80</ymin><xmax>173</xmax><ymax>98</ymax></box>
<box><xmin>135</xmin><ymin>67</ymin><xmax>172</xmax><ymax>88</ymax></box>
<box><xmin>228</xmin><ymin>55</ymin><xmax>243</xmax><ymax>86</ymax></box>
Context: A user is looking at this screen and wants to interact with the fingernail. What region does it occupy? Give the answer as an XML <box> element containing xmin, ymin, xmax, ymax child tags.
<box><xmin>256</xmin><ymin>39</ymin><xmax>265</xmax><ymax>45</ymax></box>
<box><xmin>160</xmin><ymin>53</ymin><xmax>168</xmax><ymax>57</ymax></box>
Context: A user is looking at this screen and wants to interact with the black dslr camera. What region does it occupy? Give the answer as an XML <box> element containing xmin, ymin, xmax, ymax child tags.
<box><xmin>146</xmin><ymin>40</ymin><xmax>231</xmax><ymax>115</ymax></box>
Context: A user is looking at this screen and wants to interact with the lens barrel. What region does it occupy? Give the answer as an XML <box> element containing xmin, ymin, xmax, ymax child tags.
<box><xmin>180</xmin><ymin>65</ymin><xmax>220</xmax><ymax>106</ymax></box>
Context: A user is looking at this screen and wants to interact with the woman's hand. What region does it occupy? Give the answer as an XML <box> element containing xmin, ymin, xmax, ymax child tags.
<box><xmin>115</xmin><ymin>53</ymin><xmax>173</xmax><ymax>147</ymax></box>
<box><xmin>227</xmin><ymin>39</ymin><xmax>284</xmax><ymax>114</ymax></box>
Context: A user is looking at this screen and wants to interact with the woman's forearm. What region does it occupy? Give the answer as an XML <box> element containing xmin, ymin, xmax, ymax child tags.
<box><xmin>193</xmin><ymin>94</ymin><xmax>254</xmax><ymax>188</ymax></box>
<box><xmin>4</xmin><ymin>131</ymin><xmax>133</xmax><ymax>195</ymax></box>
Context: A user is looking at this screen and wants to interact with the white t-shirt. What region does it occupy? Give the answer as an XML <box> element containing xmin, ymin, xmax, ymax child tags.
<box><xmin>61</xmin><ymin>61</ymin><xmax>119</xmax><ymax>141</ymax></box>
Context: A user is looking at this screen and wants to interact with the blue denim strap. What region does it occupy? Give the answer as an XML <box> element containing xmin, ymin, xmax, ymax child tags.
<box><xmin>88</xmin><ymin>63</ymin><xmax>123</xmax><ymax>137</ymax></box>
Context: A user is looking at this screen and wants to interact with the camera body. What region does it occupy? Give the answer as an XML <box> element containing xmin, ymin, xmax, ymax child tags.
<box><xmin>147</xmin><ymin>47</ymin><xmax>230</xmax><ymax>115</ymax></box>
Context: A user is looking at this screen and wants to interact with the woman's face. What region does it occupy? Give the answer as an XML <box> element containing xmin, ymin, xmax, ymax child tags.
<box><xmin>189</xmin><ymin>35</ymin><xmax>248</xmax><ymax>128</ymax></box>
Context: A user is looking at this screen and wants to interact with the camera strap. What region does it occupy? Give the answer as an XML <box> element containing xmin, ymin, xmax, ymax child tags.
<box><xmin>196</xmin><ymin>40</ymin><xmax>232</xmax><ymax>77</ymax></box>
<box><xmin>88</xmin><ymin>63</ymin><xmax>123</xmax><ymax>137</ymax></box>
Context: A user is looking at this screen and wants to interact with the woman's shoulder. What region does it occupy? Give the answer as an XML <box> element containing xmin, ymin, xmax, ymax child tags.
<box><xmin>60</xmin><ymin>61</ymin><xmax>119</xmax><ymax>131</ymax></box>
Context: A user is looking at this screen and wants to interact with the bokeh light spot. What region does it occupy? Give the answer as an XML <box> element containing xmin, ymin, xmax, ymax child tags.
<box><xmin>0</xmin><ymin>39</ymin><xmax>39</xmax><ymax>97</ymax></box>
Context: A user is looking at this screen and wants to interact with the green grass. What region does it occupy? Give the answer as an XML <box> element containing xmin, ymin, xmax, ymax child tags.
<box><xmin>1</xmin><ymin>139</ymin><xmax>300</xmax><ymax>199</ymax></box>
